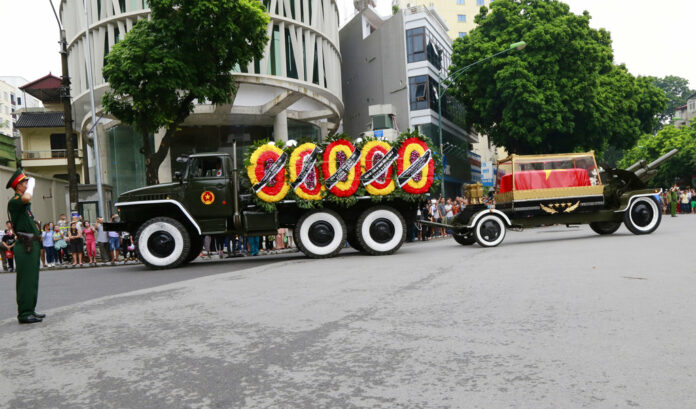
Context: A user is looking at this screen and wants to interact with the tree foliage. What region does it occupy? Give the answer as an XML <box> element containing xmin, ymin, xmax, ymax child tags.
<box><xmin>645</xmin><ymin>75</ymin><xmax>694</xmax><ymax>129</ymax></box>
<box><xmin>449</xmin><ymin>0</ymin><xmax>666</xmax><ymax>154</ymax></box>
<box><xmin>619</xmin><ymin>123</ymin><xmax>696</xmax><ymax>187</ymax></box>
<box><xmin>102</xmin><ymin>0</ymin><xmax>269</xmax><ymax>184</ymax></box>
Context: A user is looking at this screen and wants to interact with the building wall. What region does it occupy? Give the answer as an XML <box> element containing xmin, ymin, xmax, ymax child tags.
<box><xmin>0</xmin><ymin>166</ymin><xmax>69</xmax><ymax>224</ymax></box>
<box><xmin>340</xmin><ymin>10</ymin><xmax>409</xmax><ymax>137</ymax></box>
<box><xmin>60</xmin><ymin>0</ymin><xmax>343</xmax><ymax>133</ymax></box>
<box><xmin>18</xmin><ymin>127</ymin><xmax>85</xmax><ymax>182</ymax></box>
<box><xmin>674</xmin><ymin>96</ymin><xmax>696</xmax><ymax>127</ymax></box>
<box><xmin>0</xmin><ymin>80</ymin><xmax>16</xmax><ymax>138</ymax></box>
<box><xmin>397</xmin><ymin>0</ymin><xmax>493</xmax><ymax>41</ymax></box>
<box><xmin>60</xmin><ymin>0</ymin><xmax>344</xmax><ymax>189</ymax></box>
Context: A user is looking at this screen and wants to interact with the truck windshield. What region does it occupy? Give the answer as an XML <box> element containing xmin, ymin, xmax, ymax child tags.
<box><xmin>186</xmin><ymin>157</ymin><xmax>224</xmax><ymax>178</ymax></box>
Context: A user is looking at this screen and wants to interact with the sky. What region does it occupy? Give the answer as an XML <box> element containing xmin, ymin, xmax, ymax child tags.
<box><xmin>1</xmin><ymin>0</ymin><xmax>695</xmax><ymax>89</ymax></box>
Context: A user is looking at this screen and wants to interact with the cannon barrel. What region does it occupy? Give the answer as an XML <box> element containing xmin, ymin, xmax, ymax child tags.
<box><xmin>634</xmin><ymin>148</ymin><xmax>678</xmax><ymax>179</ymax></box>
<box><xmin>625</xmin><ymin>159</ymin><xmax>646</xmax><ymax>172</ymax></box>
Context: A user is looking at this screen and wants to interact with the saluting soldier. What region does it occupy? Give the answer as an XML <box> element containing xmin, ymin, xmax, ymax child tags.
<box><xmin>6</xmin><ymin>169</ymin><xmax>45</xmax><ymax>324</ymax></box>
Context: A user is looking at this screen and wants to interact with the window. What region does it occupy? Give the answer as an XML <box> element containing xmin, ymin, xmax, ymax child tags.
<box><xmin>50</xmin><ymin>133</ymin><xmax>79</xmax><ymax>157</ymax></box>
<box><xmin>456</xmin><ymin>0</ymin><xmax>465</xmax><ymax>4</ymax></box>
<box><xmin>477</xmin><ymin>0</ymin><xmax>484</xmax><ymax>5</ymax></box>
<box><xmin>17</xmin><ymin>97</ymin><xmax>21</xmax><ymax>105</ymax></box>
<box><xmin>372</xmin><ymin>114</ymin><xmax>395</xmax><ymax>131</ymax></box>
<box><xmin>409</xmin><ymin>76</ymin><xmax>429</xmax><ymax>110</ymax></box>
<box><xmin>457</xmin><ymin>14</ymin><xmax>466</xmax><ymax>22</ymax></box>
<box><xmin>186</xmin><ymin>156</ymin><xmax>225</xmax><ymax>178</ymax></box>
<box><xmin>406</xmin><ymin>27</ymin><xmax>426</xmax><ymax>63</ymax></box>
<box><xmin>459</xmin><ymin>32</ymin><xmax>467</xmax><ymax>38</ymax></box>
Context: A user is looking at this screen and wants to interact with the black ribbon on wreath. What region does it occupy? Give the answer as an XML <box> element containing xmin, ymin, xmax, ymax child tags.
<box><xmin>290</xmin><ymin>147</ymin><xmax>323</xmax><ymax>190</ymax></box>
<box><xmin>325</xmin><ymin>150</ymin><xmax>361</xmax><ymax>189</ymax></box>
<box><xmin>361</xmin><ymin>147</ymin><xmax>399</xmax><ymax>185</ymax></box>
<box><xmin>397</xmin><ymin>149</ymin><xmax>432</xmax><ymax>187</ymax></box>
<box><xmin>253</xmin><ymin>151</ymin><xmax>288</xmax><ymax>193</ymax></box>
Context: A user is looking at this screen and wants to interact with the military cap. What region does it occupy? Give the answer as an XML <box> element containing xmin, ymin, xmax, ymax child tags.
<box><xmin>6</xmin><ymin>168</ymin><xmax>27</xmax><ymax>190</ymax></box>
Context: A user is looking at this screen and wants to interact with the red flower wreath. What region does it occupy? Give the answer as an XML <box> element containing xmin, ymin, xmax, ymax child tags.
<box><xmin>322</xmin><ymin>139</ymin><xmax>361</xmax><ymax>197</ymax></box>
<box><xmin>396</xmin><ymin>137</ymin><xmax>434</xmax><ymax>194</ymax></box>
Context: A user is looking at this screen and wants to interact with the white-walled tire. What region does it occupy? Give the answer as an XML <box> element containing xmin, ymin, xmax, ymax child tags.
<box><xmin>624</xmin><ymin>196</ymin><xmax>661</xmax><ymax>235</ymax></box>
<box><xmin>356</xmin><ymin>206</ymin><xmax>406</xmax><ymax>256</ymax></box>
<box><xmin>295</xmin><ymin>209</ymin><xmax>346</xmax><ymax>258</ymax></box>
<box><xmin>474</xmin><ymin>214</ymin><xmax>506</xmax><ymax>247</ymax></box>
<box><xmin>135</xmin><ymin>217</ymin><xmax>191</xmax><ymax>269</ymax></box>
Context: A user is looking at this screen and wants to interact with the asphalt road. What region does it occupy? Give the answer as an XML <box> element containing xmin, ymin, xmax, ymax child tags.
<box><xmin>0</xmin><ymin>216</ymin><xmax>694</xmax><ymax>408</ymax></box>
<box><xmin>0</xmin><ymin>252</ymin><xmax>302</xmax><ymax>320</ymax></box>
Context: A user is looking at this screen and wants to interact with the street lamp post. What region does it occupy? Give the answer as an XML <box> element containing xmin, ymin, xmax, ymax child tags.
<box><xmin>48</xmin><ymin>0</ymin><xmax>79</xmax><ymax>213</ymax></box>
<box><xmin>436</xmin><ymin>41</ymin><xmax>526</xmax><ymax>198</ymax></box>
<box><xmin>83</xmin><ymin>0</ymin><xmax>106</xmax><ymax>218</ymax></box>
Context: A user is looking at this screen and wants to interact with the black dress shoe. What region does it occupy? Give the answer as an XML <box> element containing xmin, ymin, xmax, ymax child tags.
<box><xmin>18</xmin><ymin>315</ymin><xmax>43</xmax><ymax>324</ymax></box>
<box><xmin>32</xmin><ymin>312</ymin><xmax>46</xmax><ymax>319</ymax></box>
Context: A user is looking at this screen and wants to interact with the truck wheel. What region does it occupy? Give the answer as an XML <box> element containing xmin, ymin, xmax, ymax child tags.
<box><xmin>346</xmin><ymin>227</ymin><xmax>365</xmax><ymax>252</ymax></box>
<box><xmin>453</xmin><ymin>230</ymin><xmax>476</xmax><ymax>245</ymax></box>
<box><xmin>183</xmin><ymin>234</ymin><xmax>203</xmax><ymax>264</ymax></box>
<box><xmin>624</xmin><ymin>196</ymin><xmax>661</xmax><ymax>235</ymax></box>
<box><xmin>135</xmin><ymin>217</ymin><xmax>191</xmax><ymax>269</ymax></box>
<box><xmin>474</xmin><ymin>214</ymin><xmax>506</xmax><ymax>247</ymax></box>
<box><xmin>295</xmin><ymin>209</ymin><xmax>347</xmax><ymax>258</ymax></box>
<box><xmin>356</xmin><ymin>206</ymin><xmax>406</xmax><ymax>255</ymax></box>
<box><xmin>589</xmin><ymin>221</ymin><xmax>622</xmax><ymax>235</ymax></box>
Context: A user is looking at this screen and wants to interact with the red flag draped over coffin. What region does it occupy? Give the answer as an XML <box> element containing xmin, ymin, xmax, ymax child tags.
<box><xmin>499</xmin><ymin>169</ymin><xmax>591</xmax><ymax>193</ymax></box>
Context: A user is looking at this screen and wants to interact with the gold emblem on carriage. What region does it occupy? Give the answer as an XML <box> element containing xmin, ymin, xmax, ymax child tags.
<box><xmin>540</xmin><ymin>201</ymin><xmax>580</xmax><ymax>214</ymax></box>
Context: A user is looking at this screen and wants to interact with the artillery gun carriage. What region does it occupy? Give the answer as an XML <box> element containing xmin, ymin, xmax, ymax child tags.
<box><xmin>426</xmin><ymin>149</ymin><xmax>677</xmax><ymax>247</ymax></box>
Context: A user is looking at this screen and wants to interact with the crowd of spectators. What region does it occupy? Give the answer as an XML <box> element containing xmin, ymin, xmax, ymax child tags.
<box><xmin>0</xmin><ymin>214</ymin><xmax>134</xmax><ymax>271</ymax></box>
<box><xmin>661</xmin><ymin>186</ymin><xmax>696</xmax><ymax>216</ymax></box>
<box><xmin>409</xmin><ymin>194</ymin><xmax>495</xmax><ymax>241</ymax></box>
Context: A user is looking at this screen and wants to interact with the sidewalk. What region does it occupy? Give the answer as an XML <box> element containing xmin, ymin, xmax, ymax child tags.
<box><xmin>0</xmin><ymin>247</ymin><xmax>301</xmax><ymax>274</ymax></box>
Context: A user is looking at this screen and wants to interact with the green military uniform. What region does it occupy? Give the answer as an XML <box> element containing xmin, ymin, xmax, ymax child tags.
<box><xmin>6</xmin><ymin>170</ymin><xmax>41</xmax><ymax>321</ymax></box>
<box><xmin>670</xmin><ymin>189</ymin><xmax>678</xmax><ymax>217</ymax></box>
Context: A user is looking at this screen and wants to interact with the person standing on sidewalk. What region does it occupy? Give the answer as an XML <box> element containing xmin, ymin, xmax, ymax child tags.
<box><xmin>0</xmin><ymin>221</ymin><xmax>11</xmax><ymax>271</ymax></box>
<box><xmin>95</xmin><ymin>218</ymin><xmax>110</xmax><ymax>263</ymax></box>
<box><xmin>41</xmin><ymin>224</ymin><xmax>56</xmax><ymax>268</ymax></box>
<box><xmin>83</xmin><ymin>221</ymin><xmax>97</xmax><ymax>266</ymax></box>
<box><xmin>670</xmin><ymin>185</ymin><xmax>679</xmax><ymax>217</ymax></box>
<box><xmin>6</xmin><ymin>169</ymin><xmax>45</xmax><ymax>324</ymax></box>
<box><xmin>108</xmin><ymin>214</ymin><xmax>121</xmax><ymax>264</ymax></box>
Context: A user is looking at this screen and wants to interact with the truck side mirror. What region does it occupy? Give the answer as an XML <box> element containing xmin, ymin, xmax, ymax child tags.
<box><xmin>174</xmin><ymin>171</ymin><xmax>183</xmax><ymax>183</ymax></box>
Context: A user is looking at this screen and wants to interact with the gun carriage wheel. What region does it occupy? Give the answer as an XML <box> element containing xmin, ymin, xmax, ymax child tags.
<box><xmin>135</xmin><ymin>217</ymin><xmax>192</xmax><ymax>269</ymax></box>
<box><xmin>624</xmin><ymin>196</ymin><xmax>661</xmax><ymax>235</ymax></box>
<box><xmin>473</xmin><ymin>214</ymin><xmax>506</xmax><ymax>247</ymax></box>
<box><xmin>589</xmin><ymin>221</ymin><xmax>622</xmax><ymax>235</ymax></box>
<box><xmin>295</xmin><ymin>209</ymin><xmax>347</xmax><ymax>258</ymax></box>
<box><xmin>453</xmin><ymin>231</ymin><xmax>476</xmax><ymax>245</ymax></box>
<box><xmin>355</xmin><ymin>206</ymin><xmax>406</xmax><ymax>256</ymax></box>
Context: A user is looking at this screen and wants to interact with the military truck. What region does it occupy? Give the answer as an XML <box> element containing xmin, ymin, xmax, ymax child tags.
<box><xmin>108</xmin><ymin>137</ymin><xmax>435</xmax><ymax>269</ymax></box>
<box><xmin>423</xmin><ymin>149</ymin><xmax>677</xmax><ymax>247</ymax></box>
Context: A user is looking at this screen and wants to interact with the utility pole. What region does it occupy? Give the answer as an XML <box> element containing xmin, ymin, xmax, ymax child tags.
<box><xmin>50</xmin><ymin>0</ymin><xmax>79</xmax><ymax>213</ymax></box>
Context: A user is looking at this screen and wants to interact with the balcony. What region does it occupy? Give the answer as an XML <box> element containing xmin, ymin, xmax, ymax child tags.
<box><xmin>21</xmin><ymin>149</ymin><xmax>83</xmax><ymax>167</ymax></box>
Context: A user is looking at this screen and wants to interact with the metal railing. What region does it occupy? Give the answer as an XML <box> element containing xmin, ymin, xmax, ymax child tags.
<box><xmin>22</xmin><ymin>149</ymin><xmax>83</xmax><ymax>160</ymax></box>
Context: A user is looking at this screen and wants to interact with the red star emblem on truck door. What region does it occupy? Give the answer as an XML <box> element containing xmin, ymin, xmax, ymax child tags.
<box><xmin>201</xmin><ymin>191</ymin><xmax>215</xmax><ymax>205</ymax></box>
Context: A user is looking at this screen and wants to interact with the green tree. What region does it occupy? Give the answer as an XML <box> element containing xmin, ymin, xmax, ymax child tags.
<box><xmin>449</xmin><ymin>0</ymin><xmax>666</xmax><ymax>154</ymax></box>
<box><xmin>619</xmin><ymin>123</ymin><xmax>696</xmax><ymax>187</ymax></box>
<box><xmin>646</xmin><ymin>75</ymin><xmax>694</xmax><ymax>129</ymax></box>
<box><xmin>102</xmin><ymin>0</ymin><xmax>269</xmax><ymax>184</ymax></box>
